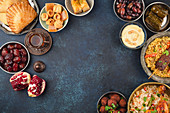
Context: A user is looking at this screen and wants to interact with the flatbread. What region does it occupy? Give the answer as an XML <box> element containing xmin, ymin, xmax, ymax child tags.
<box><xmin>6</xmin><ymin>2</ymin><xmax>37</xmax><ymax>34</ymax></box>
<box><xmin>0</xmin><ymin>0</ymin><xmax>28</xmax><ymax>13</ymax></box>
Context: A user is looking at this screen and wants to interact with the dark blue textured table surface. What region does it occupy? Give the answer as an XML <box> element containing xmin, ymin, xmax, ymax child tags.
<box><xmin>0</xmin><ymin>0</ymin><xmax>169</xmax><ymax>113</ymax></box>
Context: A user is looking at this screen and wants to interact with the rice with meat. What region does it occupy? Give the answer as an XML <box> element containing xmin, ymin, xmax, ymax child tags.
<box><xmin>145</xmin><ymin>36</ymin><xmax>170</xmax><ymax>77</ymax></box>
<box><xmin>129</xmin><ymin>85</ymin><xmax>170</xmax><ymax>113</ymax></box>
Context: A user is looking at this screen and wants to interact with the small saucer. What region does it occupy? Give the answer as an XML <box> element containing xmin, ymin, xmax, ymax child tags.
<box><xmin>24</xmin><ymin>28</ymin><xmax>52</xmax><ymax>55</ymax></box>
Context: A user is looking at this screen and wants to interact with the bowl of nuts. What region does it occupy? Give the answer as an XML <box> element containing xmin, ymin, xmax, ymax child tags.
<box><xmin>113</xmin><ymin>0</ymin><xmax>145</xmax><ymax>22</ymax></box>
<box><xmin>0</xmin><ymin>41</ymin><xmax>30</xmax><ymax>74</ymax></box>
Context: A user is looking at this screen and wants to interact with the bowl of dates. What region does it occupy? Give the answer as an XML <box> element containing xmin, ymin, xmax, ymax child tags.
<box><xmin>97</xmin><ymin>91</ymin><xmax>127</xmax><ymax>113</ymax></box>
<box><xmin>0</xmin><ymin>41</ymin><xmax>30</xmax><ymax>74</ymax></box>
<box><xmin>143</xmin><ymin>2</ymin><xmax>170</xmax><ymax>33</ymax></box>
<box><xmin>113</xmin><ymin>0</ymin><xmax>145</xmax><ymax>22</ymax></box>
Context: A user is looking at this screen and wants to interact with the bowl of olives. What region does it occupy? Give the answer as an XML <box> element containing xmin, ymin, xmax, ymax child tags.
<box><xmin>113</xmin><ymin>0</ymin><xmax>145</xmax><ymax>22</ymax></box>
<box><xmin>97</xmin><ymin>91</ymin><xmax>127</xmax><ymax>113</ymax></box>
<box><xmin>0</xmin><ymin>41</ymin><xmax>30</xmax><ymax>74</ymax></box>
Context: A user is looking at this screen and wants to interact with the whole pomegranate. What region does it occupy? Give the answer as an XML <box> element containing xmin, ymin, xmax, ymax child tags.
<box><xmin>10</xmin><ymin>72</ymin><xmax>31</xmax><ymax>91</ymax></box>
<box><xmin>28</xmin><ymin>75</ymin><xmax>46</xmax><ymax>97</ymax></box>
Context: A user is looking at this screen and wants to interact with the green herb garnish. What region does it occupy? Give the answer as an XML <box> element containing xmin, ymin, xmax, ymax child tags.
<box><xmin>151</xmin><ymin>95</ymin><xmax>155</xmax><ymax>100</ymax></box>
<box><xmin>143</xmin><ymin>109</ymin><xmax>146</xmax><ymax>112</ymax></box>
<box><xmin>163</xmin><ymin>98</ymin><xmax>168</xmax><ymax>101</ymax></box>
<box><xmin>156</xmin><ymin>93</ymin><xmax>161</xmax><ymax>97</ymax></box>
<box><xmin>163</xmin><ymin>62</ymin><xmax>167</xmax><ymax>65</ymax></box>
<box><xmin>163</xmin><ymin>50</ymin><xmax>169</xmax><ymax>56</ymax></box>
<box><xmin>159</xmin><ymin>60</ymin><xmax>162</xmax><ymax>63</ymax></box>
<box><xmin>153</xmin><ymin>49</ymin><xmax>157</xmax><ymax>52</ymax></box>
<box><xmin>144</xmin><ymin>97</ymin><xmax>147</xmax><ymax>102</ymax></box>
<box><xmin>112</xmin><ymin>103</ymin><xmax>116</xmax><ymax>108</ymax></box>
<box><xmin>148</xmin><ymin>95</ymin><xmax>155</xmax><ymax>107</ymax></box>
<box><xmin>97</xmin><ymin>105</ymin><xmax>101</xmax><ymax>109</ymax></box>
<box><xmin>160</xmin><ymin>45</ymin><xmax>162</xmax><ymax>48</ymax></box>
<box><xmin>108</xmin><ymin>111</ymin><xmax>113</xmax><ymax>113</ymax></box>
<box><xmin>135</xmin><ymin>107</ymin><xmax>141</xmax><ymax>111</ymax></box>
<box><xmin>142</xmin><ymin>103</ymin><xmax>146</xmax><ymax>107</ymax></box>
<box><xmin>151</xmin><ymin>109</ymin><xmax>157</xmax><ymax>113</ymax></box>
<box><xmin>105</xmin><ymin>106</ymin><xmax>112</xmax><ymax>111</ymax></box>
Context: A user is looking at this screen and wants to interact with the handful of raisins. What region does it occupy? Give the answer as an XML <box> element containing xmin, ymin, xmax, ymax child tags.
<box><xmin>115</xmin><ymin>0</ymin><xmax>143</xmax><ymax>20</ymax></box>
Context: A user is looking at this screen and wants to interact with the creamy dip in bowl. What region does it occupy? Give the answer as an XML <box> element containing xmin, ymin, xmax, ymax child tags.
<box><xmin>120</xmin><ymin>22</ymin><xmax>147</xmax><ymax>49</ymax></box>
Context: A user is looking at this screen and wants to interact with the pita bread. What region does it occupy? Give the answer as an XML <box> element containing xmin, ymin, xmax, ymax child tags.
<box><xmin>6</xmin><ymin>2</ymin><xmax>37</xmax><ymax>34</ymax></box>
<box><xmin>0</xmin><ymin>0</ymin><xmax>28</xmax><ymax>13</ymax></box>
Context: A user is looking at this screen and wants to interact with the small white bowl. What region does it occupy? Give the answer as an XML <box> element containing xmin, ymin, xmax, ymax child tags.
<box><xmin>65</xmin><ymin>0</ymin><xmax>94</xmax><ymax>16</ymax></box>
<box><xmin>39</xmin><ymin>3</ymin><xmax>69</xmax><ymax>32</ymax></box>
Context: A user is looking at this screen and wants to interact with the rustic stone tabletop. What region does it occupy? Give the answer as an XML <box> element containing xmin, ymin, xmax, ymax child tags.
<box><xmin>0</xmin><ymin>0</ymin><xmax>169</xmax><ymax>113</ymax></box>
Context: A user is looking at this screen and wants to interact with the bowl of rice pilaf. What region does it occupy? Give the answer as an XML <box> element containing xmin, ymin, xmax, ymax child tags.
<box><xmin>141</xmin><ymin>32</ymin><xmax>170</xmax><ymax>83</ymax></box>
<box><xmin>128</xmin><ymin>82</ymin><xmax>170</xmax><ymax>113</ymax></box>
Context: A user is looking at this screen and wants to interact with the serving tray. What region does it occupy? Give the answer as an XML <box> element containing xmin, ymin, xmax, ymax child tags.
<box><xmin>0</xmin><ymin>0</ymin><xmax>39</xmax><ymax>35</ymax></box>
<box><xmin>141</xmin><ymin>32</ymin><xmax>170</xmax><ymax>83</ymax></box>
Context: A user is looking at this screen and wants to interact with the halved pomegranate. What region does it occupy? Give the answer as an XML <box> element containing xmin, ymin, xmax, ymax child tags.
<box><xmin>28</xmin><ymin>75</ymin><xmax>46</xmax><ymax>97</ymax></box>
<box><xmin>10</xmin><ymin>72</ymin><xmax>31</xmax><ymax>91</ymax></box>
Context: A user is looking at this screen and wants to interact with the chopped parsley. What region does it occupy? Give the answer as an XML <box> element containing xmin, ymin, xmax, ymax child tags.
<box><xmin>163</xmin><ymin>50</ymin><xmax>169</xmax><ymax>56</ymax></box>
<box><xmin>112</xmin><ymin>103</ymin><xmax>116</xmax><ymax>108</ymax></box>
<box><xmin>151</xmin><ymin>109</ymin><xmax>157</xmax><ymax>113</ymax></box>
<box><xmin>159</xmin><ymin>60</ymin><xmax>162</xmax><ymax>63</ymax></box>
<box><xmin>160</xmin><ymin>45</ymin><xmax>162</xmax><ymax>48</ymax></box>
<box><xmin>156</xmin><ymin>93</ymin><xmax>161</xmax><ymax>97</ymax></box>
<box><xmin>163</xmin><ymin>62</ymin><xmax>167</xmax><ymax>65</ymax></box>
<box><xmin>108</xmin><ymin>111</ymin><xmax>113</xmax><ymax>113</ymax></box>
<box><xmin>148</xmin><ymin>95</ymin><xmax>155</xmax><ymax>107</ymax></box>
<box><xmin>142</xmin><ymin>103</ymin><xmax>146</xmax><ymax>107</ymax></box>
<box><xmin>135</xmin><ymin>107</ymin><xmax>141</xmax><ymax>111</ymax></box>
<box><xmin>144</xmin><ymin>97</ymin><xmax>147</xmax><ymax>102</ymax></box>
<box><xmin>97</xmin><ymin>105</ymin><xmax>101</xmax><ymax>109</ymax></box>
<box><xmin>151</xmin><ymin>95</ymin><xmax>155</xmax><ymax>101</ymax></box>
<box><xmin>163</xmin><ymin>98</ymin><xmax>168</xmax><ymax>101</ymax></box>
<box><xmin>105</xmin><ymin>106</ymin><xmax>112</xmax><ymax>111</ymax></box>
<box><xmin>153</xmin><ymin>49</ymin><xmax>157</xmax><ymax>52</ymax></box>
<box><xmin>143</xmin><ymin>109</ymin><xmax>146</xmax><ymax>112</ymax></box>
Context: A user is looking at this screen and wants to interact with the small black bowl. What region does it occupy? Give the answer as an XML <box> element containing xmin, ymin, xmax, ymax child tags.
<box><xmin>113</xmin><ymin>0</ymin><xmax>145</xmax><ymax>22</ymax></box>
<box><xmin>97</xmin><ymin>91</ymin><xmax>127</xmax><ymax>113</ymax></box>
<box><xmin>143</xmin><ymin>2</ymin><xmax>170</xmax><ymax>33</ymax></box>
<box><xmin>119</xmin><ymin>22</ymin><xmax>147</xmax><ymax>49</ymax></box>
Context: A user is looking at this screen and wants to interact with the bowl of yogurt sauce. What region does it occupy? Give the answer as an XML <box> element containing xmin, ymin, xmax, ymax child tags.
<box><xmin>120</xmin><ymin>22</ymin><xmax>147</xmax><ymax>49</ymax></box>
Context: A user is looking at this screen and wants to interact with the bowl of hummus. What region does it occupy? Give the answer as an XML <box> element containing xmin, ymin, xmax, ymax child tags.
<box><xmin>120</xmin><ymin>22</ymin><xmax>147</xmax><ymax>49</ymax></box>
